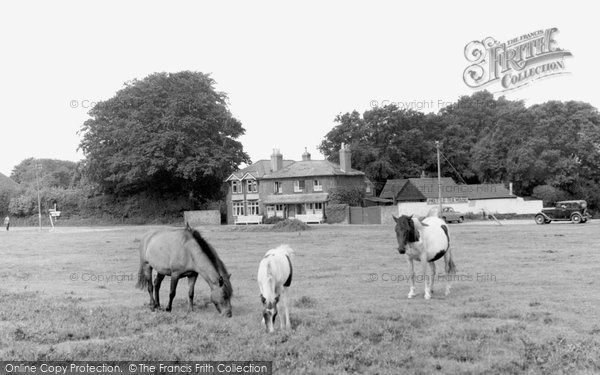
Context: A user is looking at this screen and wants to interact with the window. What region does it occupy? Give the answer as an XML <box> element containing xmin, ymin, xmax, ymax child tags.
<box><xmin>232</xmin><ymin>180</ymin><xmax>241</xmax><ymax>194</ymax></box>
<box><xmin>293</xmin><ymin>180</ymin><xmax>305</xmax><ymax>192</ymax></box>
<box><xmin>366</xmin><ymin>185</ymin><xmax>371</xmax><ymax>193</ymax></box>
<box><xmin>274</xmin><ymin>181</ymin><xmax>283</xmax><ymax>194</ymax></box>
<box><xmin>246</xmin><ymin>179</ymin><xmax>257</xmax><ymax>193</ymax></box>
<box><xmin>267</xmin><ymin>205</ymin><xmax>284</xmax><ymax>217</ymax></box>
<box><xmin>247</xmin><ymin>201</ymin><xmax>259</xmax><ymax>215</ymax></box>
<box><xmin>313</xmin><ymin>180</ymin><xmax>322</xmax><ymax>191</ymax></box>
<box><xmin>303</xmin><ymin>202</ymin><xmax>323</xmax><ymax>214</ymax></box>
<box><xmin>233</xmin><ymin>202</ymin><xmax>244</xmax><ymax>216</ymax></box>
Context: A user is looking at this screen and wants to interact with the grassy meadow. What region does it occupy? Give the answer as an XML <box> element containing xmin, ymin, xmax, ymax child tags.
<box><xmin>0</xmin><ymin>221</ymin><xmax>599</xmax><ymax>374</ymax></box>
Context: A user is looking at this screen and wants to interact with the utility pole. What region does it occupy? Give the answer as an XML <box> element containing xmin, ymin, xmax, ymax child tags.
<box><xmin>35</xmin><ymin>163</ymin><xmax>42</xmax><ymax>231</ymax></box>
<box><xmin>435</xmin><ymin>141</ymin><xmax>442</xmax><ymax>217</ymax></box>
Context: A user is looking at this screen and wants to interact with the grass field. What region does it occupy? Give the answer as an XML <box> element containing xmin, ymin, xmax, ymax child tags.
<box><xmin>1</xmin><ymin>221</ymin><xmax>599</xmax><ymax>374</ymax></box>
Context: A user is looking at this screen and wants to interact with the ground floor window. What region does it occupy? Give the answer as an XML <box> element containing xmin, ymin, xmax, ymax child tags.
<box><xmin>303</xmin><ymin>202</ymin><xmax>323</xmax><ymax>214</ymax></box>
<box><xmin>233</xmin><ymin>202</ymin><xmax>245</xmax><ymax>216</ymax></box>
<box><xmin>247</xmin><ymin>200</ymin><xmax>259</xmax><ymax>215</ymax></box>
<box><xmin>266</xmin><ymin>204</ymin><xmax>285</xmax><ymax>217</ymax></box>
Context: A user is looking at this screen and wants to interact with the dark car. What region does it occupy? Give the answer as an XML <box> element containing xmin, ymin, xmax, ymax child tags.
<box><xmin>534</xmin><ymin>200</ymin><xmax>590</xmax><ymax>224</ymax></box>
<box><xmin>440</xmin><ymin>206</ymin><xmax>464</xmax><ymax>223</ymax></box>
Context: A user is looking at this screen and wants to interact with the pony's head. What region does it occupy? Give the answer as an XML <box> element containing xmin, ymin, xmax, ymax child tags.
<box><xmin>393</xmin><ymin>215</ymin><xmax>420</xmax><ymax>254</ymax></box>
<box><xmin>260</xmin><ymin>294</ymin><xmax>279</xmax><ymax>333</ymax></box>
<box><xmin>187</xmin><ymin>227</ymin><xmax>233</xmax><ymax>318</ymax></box>
<box><xmin>211</xmin><ymin>273</ymin><xmax>233</xmax><ymax>318</ymax></box>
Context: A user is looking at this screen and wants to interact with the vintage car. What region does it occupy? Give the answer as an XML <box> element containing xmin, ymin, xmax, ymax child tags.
<box><xmin>534</xmin><ymin>200</ymin><xmax>590</xmax><ymax>224</ymax></box>
<box><xmin>440</xmin><ymin>206</ymin><xmax>465</xmax><ymax>223</ymax></box>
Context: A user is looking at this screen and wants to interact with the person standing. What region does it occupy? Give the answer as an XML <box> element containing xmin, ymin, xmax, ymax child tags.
<box><xmin>4</xmin><ymin>216</ymin><xmax>9</xmax><ymax>231</ymax></box>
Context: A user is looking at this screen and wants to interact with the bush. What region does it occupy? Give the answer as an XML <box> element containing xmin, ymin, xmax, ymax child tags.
<box><xmin>271</xmin><ymin>219</ymin><xmax>310</xmax><ymax>232</ymax></box>
<box><xmin>325</xmin><ymin>203</ymin><xmax>348</xmax><ymax>224</ymax></box>
<box><xmin>329</xmin><ymin>187</ymin><xmax>365</xmax><ymax>206</ymax></box>
<box><xmin>532</xmin><ymin>185</ymin><xmax>570</xmax><ymax>207</ymax></box>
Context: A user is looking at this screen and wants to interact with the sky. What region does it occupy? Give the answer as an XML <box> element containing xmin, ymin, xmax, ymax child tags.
<box><xmin>0</xmin><ymin>0</ymin><xmax>597</xmax><ymax>177</ymax></box>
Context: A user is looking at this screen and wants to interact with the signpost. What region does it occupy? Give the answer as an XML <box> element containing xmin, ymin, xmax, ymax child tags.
<box><xmin>435</xmin><ymin>141</ymin><xmax>442</xmax><ymax>217</ymax></box>
<box><xmin>35</xmin><ymin>164</ymin><xmax>42</xmax><ymax>231</ymax></box>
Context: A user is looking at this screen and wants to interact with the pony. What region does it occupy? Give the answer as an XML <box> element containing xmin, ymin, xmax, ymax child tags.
<box><xmin>393</xmin><ymin>214</ymin><xmax>456</xmax><ymax>299</ymax></box>
<box><xmin>257</xmin><ymin>244</ymin><xmax>294</xmax><ymax>333</ymax></box>
<box><xmin>136</xmin><ymin>224</ymin><xmax>233</xmax><ymax>317</ymax></box>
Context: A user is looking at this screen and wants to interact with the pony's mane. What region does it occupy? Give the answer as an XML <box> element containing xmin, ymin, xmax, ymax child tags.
<box><xmin>188</xmin><ymin>227</ymin><xmax>233</xmax><ymax>297</ymax></box>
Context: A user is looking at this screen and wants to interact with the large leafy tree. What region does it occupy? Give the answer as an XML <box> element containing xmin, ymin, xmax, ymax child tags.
<box><xmin>318</xmin><ymin>107</ymin><xmax>441</xmax><ymax>192</ymax></box>
<box><xmin>79</xmin><ymin>72</ymin><xmax>249</xmax><ymax>203</ymax></box>
<box><xmin>11</xmin><ymin>158</ymin><xmax>78</xmax><ymax>189</ymax></box>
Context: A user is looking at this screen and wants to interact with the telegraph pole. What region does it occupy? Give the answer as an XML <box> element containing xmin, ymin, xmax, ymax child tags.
<box><xmin>435</xmin><ymin>141</ymin><xmax>442</xmax><ymax>217</ymax></box>
<box><xmin>35</xmin><ymin>164</ymin><xmax>42</xmax><ymax>231</ymax></box>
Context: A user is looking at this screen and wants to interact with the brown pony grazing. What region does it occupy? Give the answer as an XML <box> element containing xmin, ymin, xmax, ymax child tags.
<box><xmin>136</xmin><ymin>224</ymin><xmax>233</xmax><ymax>317</ymax></box>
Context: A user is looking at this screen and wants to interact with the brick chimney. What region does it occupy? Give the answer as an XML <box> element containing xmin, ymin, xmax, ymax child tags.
<box><xmin>271</xmin><ymin>149</ymin><xmax>283</xmax><ymax>172</ymax></box>
<box><xmin>339</xmin><ymin>143</ymin><xmax>351</xmax><ymax>172</ymax></box>
<box><xmin>302</xmin><ymin>147</ymin><xmax>311</xmax><ymax>161</ymax></box>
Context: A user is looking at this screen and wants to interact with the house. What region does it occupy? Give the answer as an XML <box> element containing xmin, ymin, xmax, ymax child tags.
<box><xmin>225</xmin><ymin>144</ymin><xmax>373</xmax><ymax>224</ymax></box>
<box><xmin>379</xmin><ymin>177</ymin><xmax>542</xmax><ymax>216</ymax></box>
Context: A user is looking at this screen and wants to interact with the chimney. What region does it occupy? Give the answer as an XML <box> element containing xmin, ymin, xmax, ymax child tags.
<box><xmin>509</xmin><ymin>182</ymin><xmax>513</xmax><ymax>195</ymax></box>
<box><xmin>339</xmin><ymin>142</ymin><xmax>351</xmax><ymax>172</ymax></box>
<box><xmin>302</xmin><ymin>147</ymin><xmax>311</xmax><ymax>161</ymax></box>
<box><xmin>271</xmin><ymin>148</ymin><xmax>283</xmax><ymax>172</ymax></box>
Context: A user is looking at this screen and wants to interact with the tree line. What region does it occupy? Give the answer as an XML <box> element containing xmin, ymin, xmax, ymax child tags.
<box><xmin>2</xmin><ymin>74</ymin><xmax>600</xmax><ymax>220</ymax></box>
<box><xmin>319</xmin><ymin>91</ymin><xmax>600</xmax><ymax>208</ymax></box>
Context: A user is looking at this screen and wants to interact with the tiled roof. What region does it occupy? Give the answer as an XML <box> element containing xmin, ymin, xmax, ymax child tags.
<box><xmin>408</xmin><ymin>177</ymin><xmax>457</xmax><ymax>187</ymax></box>
<box><xmin>395</xmin><ymin>178</ymin><xmax>514</xmax><ymax>201</ymax></box>
<box><xmin>261</xmin><ymin>160</ymin><xmax>364</xmax><ymax>180</ymax></box>
<box><xmin>465</xmin><ymin>184</ymin><xmax>514</xmax><ymax>200</ymax></box>
<box><xmin>228</xmin><ymin>159</ymin><xmax>294</xmax><ymax>180</ymax></box>
<box><xmin>262</xmin><ymin>193</ymin><xmax>329</xmax><ymax>204</ymax></box>
<box><xmin>379</xmin><ymin>179</ymin><xmax>408</xmax><ymax>199</ymax></box>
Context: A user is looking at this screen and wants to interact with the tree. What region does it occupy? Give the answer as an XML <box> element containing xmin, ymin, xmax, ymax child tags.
<box><xmin>318</xmin><ymin>106</ymin><xmax>440</xmax><ymax>193</ymax></box>
<box><xmin>78</xmin><ymin>72</ymin><xmax>249</xmax><ymax>203</ymax></box>
<box><xmin>319</xmin><ymin>92</ymin><xmax>600</xmax><ymax>209</ymax></box>
<box><xmin>11</xmin><ymin>158</ymin><xmax>77</xmax><ymax>189</ymax></box>
<box><xmin>328</xmin><ymin>186</ymin><xmax>365</xmax><ymax>206</ymax></box>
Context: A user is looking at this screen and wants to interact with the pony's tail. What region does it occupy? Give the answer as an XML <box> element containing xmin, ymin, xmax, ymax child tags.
<box><xmin>136</xmin><ymin>261</ymin><xmax>148</xmax><ymax>290</ymax></box>
<box><xmin>445</xmin><ymin>247</ymin><xmax>457</xmax><ymax>275</ymax></box>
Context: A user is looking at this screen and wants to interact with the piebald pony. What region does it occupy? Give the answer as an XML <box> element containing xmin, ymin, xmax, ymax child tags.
<box><xmin>393</xmin><ymin>214</ymin><xmax>456</xmax><ymax>299</ymax></box>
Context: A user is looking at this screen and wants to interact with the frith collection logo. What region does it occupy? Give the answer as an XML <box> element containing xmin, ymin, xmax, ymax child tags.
<box><xmin>463</xmin><ymin>28</ymin><xmax>572</xmax><ymax>92</ymax></box>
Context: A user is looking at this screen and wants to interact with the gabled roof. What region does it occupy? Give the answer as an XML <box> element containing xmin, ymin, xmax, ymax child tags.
<box><xmin>379</xmin><ymin>179</ymin><xmax>408</xmax><ymax>199</ymax></box>
<box><xmin>261</xmin><ymin>160</ymin><xmax>364</xmax><ymax>180</ymax></box>
<box><xmin>226</xmin><ymin>159</ymin><xmax>294</xmax><ymax>181</ymax></box>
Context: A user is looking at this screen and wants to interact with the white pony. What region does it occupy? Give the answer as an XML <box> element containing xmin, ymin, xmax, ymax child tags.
<box><xmin>393</xmin><ymin>213</ymin><xmax>456</xmax><ymax>299</ymax></box>
<box><xmin>257</xmin><ymin>244</ymin><xmax>294</xmax><ymax>333</ymax></box>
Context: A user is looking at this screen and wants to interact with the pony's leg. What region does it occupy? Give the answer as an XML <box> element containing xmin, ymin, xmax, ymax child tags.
<box><xmin>166</xmin><ymin>273</ymin><xmax>180</xmax><ymax>312</ymax></box>
<box><xmin>282</xmin><ymin>287</ymin><xmax>291</xmax><ymax>330</ymax></box>
<box><xmin>153</xmin><ymin>273</ymin><xmax>165</xmax><ymax>310</ymax></box>
<box><xmin>430</xmin><ymin>261</ymin><xmax>436</xmax><ymax>294</ymax></box>
<box><xmin>422</xmin><ymin>258</ymin><xmax>431</xmax><ymax>300</ymax></box>
<box><xmin>187</xmin><ymin>274</ymin><xmax>198</xmax><ymax>312</ymax></box>
<box><xmin>407</xmin><ymin>259</ymin><xmax>416</xmax><ymax>299</ymax></box>
<box><xmin>444</xmin><ymin>253</ymin><xmax>452</xmax><ymax>296</ymax></box>
<box><xmin>146</xmin><ymin>266</ymin><xmax>155</xmax><ymax>308</ymax></box>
